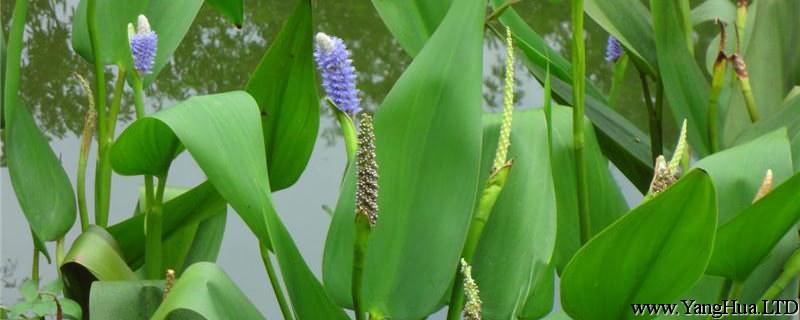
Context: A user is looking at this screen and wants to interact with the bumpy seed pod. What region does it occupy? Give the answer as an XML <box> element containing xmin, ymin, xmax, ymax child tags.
<box><xmin>356</xmin><ymin>114</ymin><xmax>379</xmax><ymax>225</ymax></box>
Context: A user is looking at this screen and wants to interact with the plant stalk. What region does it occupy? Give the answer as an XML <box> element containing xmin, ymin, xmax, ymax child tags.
<box><xmin>446</xmin><ymin>165</ymin><xmax>512</xmax><ymax>320</ymax></box>
<box><xmin>756</xmin><ymin>248</ymin><xmax>800</xmax><ymax>315</ymax></box>
<box><xmin>571</xmin><ymin>0</ymin><xmax>591</xmax><ymax>245</ymax></box>
<box><xmin>638</xmin><ymin>72</ymin><xmax>662</xmax><ymax>162</ymax></box>
<box><xmin>77</xmin><ymin>101</ymin><xmax>96</xmax><ymax>232</ymax></box>
<box><xmin>352</xmin><ymin>213</ymin><xmax>371</xmax><ymax>320</ymax></box>
<box><xmin>325</xmin><ymin>98</ymin><xmax>358</xmax><ymax>163</ymax></box>
<box><xmin>93</xmin><ymin>68</ymin><xmax>127</xmax><ymax>227</ymax></box>
<box><xmin>144</xmin><ymin>174</ymin><xmax>166</xmax><ymax>279</ymax></box>
<box><xmin>608</xmin><ymin>54</ymin><xmax>628</xmax><ymax>110</ymax></box>
<box><xmin>31</xmin><ymin>246</ymin><xmax>39</xmax><ymax>283</ymax></box>
<box><xmin>259</xmin><ymin>244</ymin><xmax>294</xmax><ymax>320</ymax></box>
<box><xmin>87</xmin><ymin>0</ymin><xmax>109</xmax><ymax>225</ymax></box>
<box><xmin>708</xmin><ymin>57</ymin><xmax>726</xmax><ymax>153</ymax></box>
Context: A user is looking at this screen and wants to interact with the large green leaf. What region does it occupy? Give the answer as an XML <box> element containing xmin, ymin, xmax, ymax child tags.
<box><xmin>707</xmin><ymin>172</ymin><xmax>800</xmax><ymax>280</ymax></box>
<box><xmin>89</xmin><ymin>281</ymin><xmax>164</xmax><ymax>319</ymax></box>
<box><xmin>205</xmin><ymin>0</ymin><xmax>244</xmax><ymax>27</ymax></box>
<box><xmin>370</xmin><ymin>0</ymin><xmax>655</xmax><ymax>190</ymax></box>
<box><xmin>472</xmin><ymin>109</ymin><xmax>557</xmax><ymax>318</ymax></box>
<box><xmin>722</xmin><ymin>0</ymin><xmax>800</xmax><ymax>146</ymax></box>
<box><xmin>71</xmin><ymin>0</ymin><xmax>203</xmax><ymax>84</ymax></box>
<box><xmin>489</xmin><ymin>1</ymin><xmax>655</xmax><ymax>191</ymax></box>
<box><xmin>110</xmin><ymin>91</ymin><xmax>347</xmax><ymax>319</ymax></box>
<box><xmin>150</xmin><ymin>263</ymin><xmax>263</xmax><ymax>319</ymax></box>
<box><xmin>61</xmin><ymin>227</ymin><xmax>137</xmax><ymax>313</ymax></box>
<box><xmin>585</xmin><ymin>0</ymin><xmax>658</xmax><ymax>76</ymax></box>
<box><xmin>550</xmin><ymin>105</ymin><xmax>628</xmax><ymax>272</ymax></box>
<box><xmin>696</xmin><ymin>128</ymin><xmax>794</xmax><ymax>225</ymax></box>
<box><xmin>322</xmin><ymin>0</ymin><xmax>485</xmax><ymax>317</ymax></box>
<box><xmin>561</xmin><ymin>170</ymin><xmax>716</xmax><ymax>320</ymax></box>
<box><xmin>244</xmin><ymin>0</ymin><xmax>318</xmax><ymax>191</ymax></box>
<box><xmin>108</xmin><ymin>181</ymin><xmax>226</xmax><ymax>269</ymax></box>
<box><xmin>370</xmin><ymin>0</ymin><xmax>452</xmax><ymax>57</ymax></box>
<box><xmin>690</xmin><ymin>0</ymin><xmax>735</xmax><ymax>26</ymax></box>
<box><xmin>518</xmin><ymin>262</ymin><xmax>555</xmax><ymax>320</ymax></box>
<box><xmin>733</xmin><ymin>85</ymin><xmax>800</xmax><ymax>147</ymax></box>
<box><xmin>651</xmin><ymin>0</ymin><xmax>711</xmax><ymax>156</ymax></box>
<box><xmin>4</xmin><ymin>0</ymin><xmax>76</xmax><ymax>241</ymax></box>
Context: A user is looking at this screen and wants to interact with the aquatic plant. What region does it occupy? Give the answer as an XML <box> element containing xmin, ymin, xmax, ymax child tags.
<box><xmin>2</xmin><ymin>0</ymin><xmax>800</xmax><ymax>319</ymax></box>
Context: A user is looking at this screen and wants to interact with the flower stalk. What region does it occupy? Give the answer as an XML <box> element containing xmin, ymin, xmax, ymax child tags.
<box><xmin>757</xmin><ymin>248</ymin><xmax>800</xmax><ymax>315</ymax></box>
<box><xmin>707</xmin><ymin>20</ymin><xmax>727</xmax><ymax>153</ymax></box>
<box><xmin>447</xmin><ymin>27</ymin><xmax>516</xmax><ymax>320</ymax></box>
<box><xmin>75</xmin><ymin>73</ymin><xmax>96</xmax><ymax>232</ymax></box>
<box><xmin>353</xmin><ymin>114</ymin><xmax>378</xmax><ymax>320</ymax></box>
<box><xmin>571</xmin><ymin>0</ymin><xmax>591</xmax><ymax>245</ymax></box>
<box><xmin>144</xmin><ymin>174</ymin><xmax>167</xmax><ymax>279</ymax></box>
<box><xmin>260</xmin><ymin>244</ymin><xmax>294</xmax><ymax>320</ymax></box>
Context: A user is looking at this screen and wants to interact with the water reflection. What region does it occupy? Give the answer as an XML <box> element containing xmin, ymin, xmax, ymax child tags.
<box><xmin>1</xmin><ymin>0</ymin><xmax>656</xmax><ymax>143</ymax></box>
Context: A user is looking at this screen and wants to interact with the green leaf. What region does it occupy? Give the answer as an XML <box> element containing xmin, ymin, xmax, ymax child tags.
<box><xmin>31</xmin><ymin>299</ymin><xmax>54</xmax><ymax>317</ymax></box>
<box><xmin>585</xmin><ymin>0</ymin><xmax>658</xmax><ymax>76</ymax></box>
<box><xmin>205</xmin><ymin>0</ymin><xmax>244</xmax><ymax>27</ymax></box>
<box><xmin>21</xmin><ymin>279</ymin><xmax>38</xmax><ymax>302</ymax></box>
<box><xmin>733</xmin><ymin>84</ymin><xmax>800</xmax><ymax>147</ymax></box>
<box><xmin>244</xmin><ymin>0</ymin><xmax>319</xmax><ymax>191</ymax></box>
<box><xmin>178</xmin><ymin>211</ymin><xmax>227</xmax><ymax>272</ymax></box>
<box><xmin>111</xmin><ymin>91</ymin><xmax>348</xmax><ymax>319</ymax></box>
<box><xmin>690</xmin><ymin>0</ymin><xmax>736</xmax><ymax>26</ymax></box>
<box><xmin>489</xmin><ymin>1</ymin><xmax>655</xmax><ymax>191</ymax></box>
<box><xmin>561</xmin><ymin>170</ymin><xmax>717</xmax><ymax>320</ymax></box>
<box><xmin>108</xmin><ymin>181</ymin><xmax>226</xmax><ymax>269</ymax></box>
<box><xmin>707</xmin><ymin>171</ymin><xmax>800</xmax><ymax>280</ymax></box>
<box><xmin>4</xmin><ymin>0</ymin><xmax>76</xmax><ymax>241</ymax></box>
<box><xmin>71</xmin><ymin>0</ymin><xmax>203</xmax><ymax>84</ymax></box>
<box><xmin>61</xmin><ymin>298</ymin><xmax>83</xmax><ymax>320</ymax></box>
<box><xmin>472</xmin><ymin>109</ymin><xmax>557</xmax><ymax>318</ymax></box>
<box><xmin>370</xmin><ymin>0</ymin><xmax>452</xmax><ymax>57</ymax></box>
<box><xmin>323</xmin><ymin>0</ymin><xmax>485</xmax><ymax>317</ymax></box>
<box><xmin>722</xmin><ymin>0</ymin><xmax>800</xmax><ymax>146</ymax></box>
<box><xmin>151</xmin><ymin>263</ymin><xmax>262</xmax><ymax>319</ymax></box>
<box><xmin>518</xmin><ymin>262</ymin><xmax>556</xmax><ymax>320</ymax></box>
<box><xmin>550</xmin><ymin>105</ymin><xmax>628</xmax><ymax>272</ymax></box>
<box><xmin>651</xmin><ymin>0</ymin><xmax>712</xmax><ymax>156</ymax></box>
<box><xmin>89</xmin><ymin>281</ymin><xmax>164</xmax><ymax>319</ymax></box>
<box><xmin>61</xmin><ymin>227</ymin><xmax>137</xmax><ymax>313</ymax></box>
<box><xmin>696</xmin><ymin>128</ymin><xmax>794</xmax><ymax>224</ymax></box>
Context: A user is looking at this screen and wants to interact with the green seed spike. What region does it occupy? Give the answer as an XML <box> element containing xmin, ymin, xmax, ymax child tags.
<box><xmin>668</xmin><ymin>119</ymin><xmax>688</xmax><ymax>173</ymax></box>
<box><xmin>461</xmin><ymin>259</ymin><xmax>482</xmax><ymax>320</ymax></box>
<box><xmin>493</xmin><ymin>26</ymin><xmax>514</xmax><ymax>171</ymax></box>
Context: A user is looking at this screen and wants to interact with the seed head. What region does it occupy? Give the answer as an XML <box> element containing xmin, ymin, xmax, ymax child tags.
<box><xmin>356</xmin><ymin>114</ymin><xmax>378</xmax><ymax>225</ymax></box>
<box><xmin>461</xmin><ymin>259</ymin><xmax>482</xmax><ymax>320</ymax></box>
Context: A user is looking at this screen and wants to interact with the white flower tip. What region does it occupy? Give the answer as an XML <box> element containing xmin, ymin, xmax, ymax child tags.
<box><xmin>127</xmin><ymin>23</ymin><xmax>135</xmax><ymax>41</ymax></box>
<box><xmin>315</xmin><ymin>32</ymin><xmax>334</xmax><ymax>53</ymax></box>
<box><xmin>137</xmin><ymin>14</ymin><xmax>151</xmax><ymax>34</ymax></box>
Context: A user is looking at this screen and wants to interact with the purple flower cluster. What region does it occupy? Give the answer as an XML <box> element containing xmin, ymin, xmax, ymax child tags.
<box><xmin>314</xmin><ymin>33</ymin><xmax>360</xmax><ymax>115</ymax></box>
<box><xmin>128</xmin><ymin>15</ymin><xmax>158</xmax><ymax>75</ymax></box>
<box><xmin>605</xmin><ymin>35</ymin><xmax>623</xmax><ymax>62</ymax></box>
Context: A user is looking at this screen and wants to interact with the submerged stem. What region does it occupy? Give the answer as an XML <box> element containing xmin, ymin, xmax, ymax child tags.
<box><xmin>259</xmin><ymin>244</ymin><xmax>294</xmax><ymax>320</ymax></box>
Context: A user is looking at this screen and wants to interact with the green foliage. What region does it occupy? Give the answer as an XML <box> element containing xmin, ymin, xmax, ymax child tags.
<box><xmin>561</xmin><ymin>170</ymin><xmax>717</xmax><ymax>320</ymax></box>
<box><xmin>205</xmin><ymin>0</ymin><xmax>244</xmax><ymax>27</ymax></box>
<box><xmin>244</xmin><ymin>0</ymin><xmax>319</xmax><ymax>191</ymax></box>
<box><xmin>71</xmin><ymin>0</ymin><xmax>203</xmax><ymax>84</ymax></box>
<box><xmin>89</xmin><ymin>281</ymin><xmax>164</xmax><ymax>319</ymax></box>
<box><xmin>4</xmin><ymin>0</ymin><xmax>76</xmax><ymax>242</ymax></box>
<box><xmin>151</xmin><ymin>263</ymin><xmax>264</xmax><ymax>319</ymax></box>
<box><xmin>472</xmin><ymin>109</ymin><xmax>556</xmax><ymax>319</ymax></box>
<box><xmin>3</xmin><ymin>279</ymin><xmax>82</xmax><ymax>320</ymax></box>
<box><xmin>323</xmin><ymin>0</ymin><xmax>485</xmax><ymax>317</ymax></box>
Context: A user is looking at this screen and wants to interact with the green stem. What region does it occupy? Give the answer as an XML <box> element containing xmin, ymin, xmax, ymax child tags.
<box><xmin>571</xmin><ymin>0</ymin><xmax>590</xmax><ymax>245</ymax></box>
<box><xmin>446</xmin><ymin>165</ymin><xmax>512</xmax><ymax>320</ymax></box>
<box><xmin>608</xmin><ymin>54</ymin><xmax>628</xmax><ymax>110</ymax></box>
<box><xmin>485</xmin><ymin>0</ymin><xmax>520</xmax><ymax>25</ymax></box>
<box><xmin>4</xmin><ymin>0</ymin><xmax>26</xmax><ymax>120</ymax></box>
<box><xmin>56</xmin><ymin>238</ymin><xmax>64</xmax><ymax>276</ymax></box>
<box><xmin>739</xmin><ymin>77</ymin><xmax>760</xmax><ymax>123</ymax></box>
<box><xmin>31</xmin><ymin>247</ymin><xmax>39</xmax><ymax>283</ymax></box>
<box><xmin>717</xmin><ymin>278</ymin><xmax>733</xmax><ymax>304</ymax></box>
<box><xmin>353</xmin><ymin>213</ymin><xmax>371</xmax><ymax>320</ymax></box>
<box><xmin>756</xmin><ymin>248</ymin><xmax>800</xmax><ymax>316</ymax></box>
<box><xmin>144</xmin><ymin>174</ymin><xmax>166</xmax><ymax>279</ymax></box>
<box><xmin>259</xmin><ymin>244</ymin><xmax>294</xmax><ymax>320</ymax></box>
<box><xmin>708</xmin><ymin>56</ymin><xmax>726</xmax><ymax>153</ymax></box>
<box><xmin>325</xmin><ymin>98</ymin><xmax>358</xmax><ymax>163</ymax></box>
<box><xmin>77</xmin><ymin>119</ymin><xmax>92</xmax><ymax>232</ymax></box>
<box><xmin>132</xmin><ymin>74</ymin><xmax>146</xmax><ymax>118</ymax></box>
<box><xmin>638</xmin><ymin>72</ymin><xmax>661</xmax><ymax>162</ymax></box>
<box><xmin>88</xmin><ymin>0</ymin><xmax>109</xmax><ymax>225</ymax></box>
<box><xmin>94</xmin><ymin>68</ymin><xmax>126</xmax><ymax>227</ymax></box>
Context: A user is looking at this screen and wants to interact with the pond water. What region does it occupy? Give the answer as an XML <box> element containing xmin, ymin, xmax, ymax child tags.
<box><xmin>0</xmin><ymin>0</ymin><xmax>656</xmax><ymax>317</ymax></box>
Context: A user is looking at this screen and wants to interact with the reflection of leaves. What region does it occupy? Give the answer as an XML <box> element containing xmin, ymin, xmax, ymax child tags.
<box><xmin>1</xmin><ymin>0</ymin><xmax>408</xmax><ymax>142</ymax></box>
